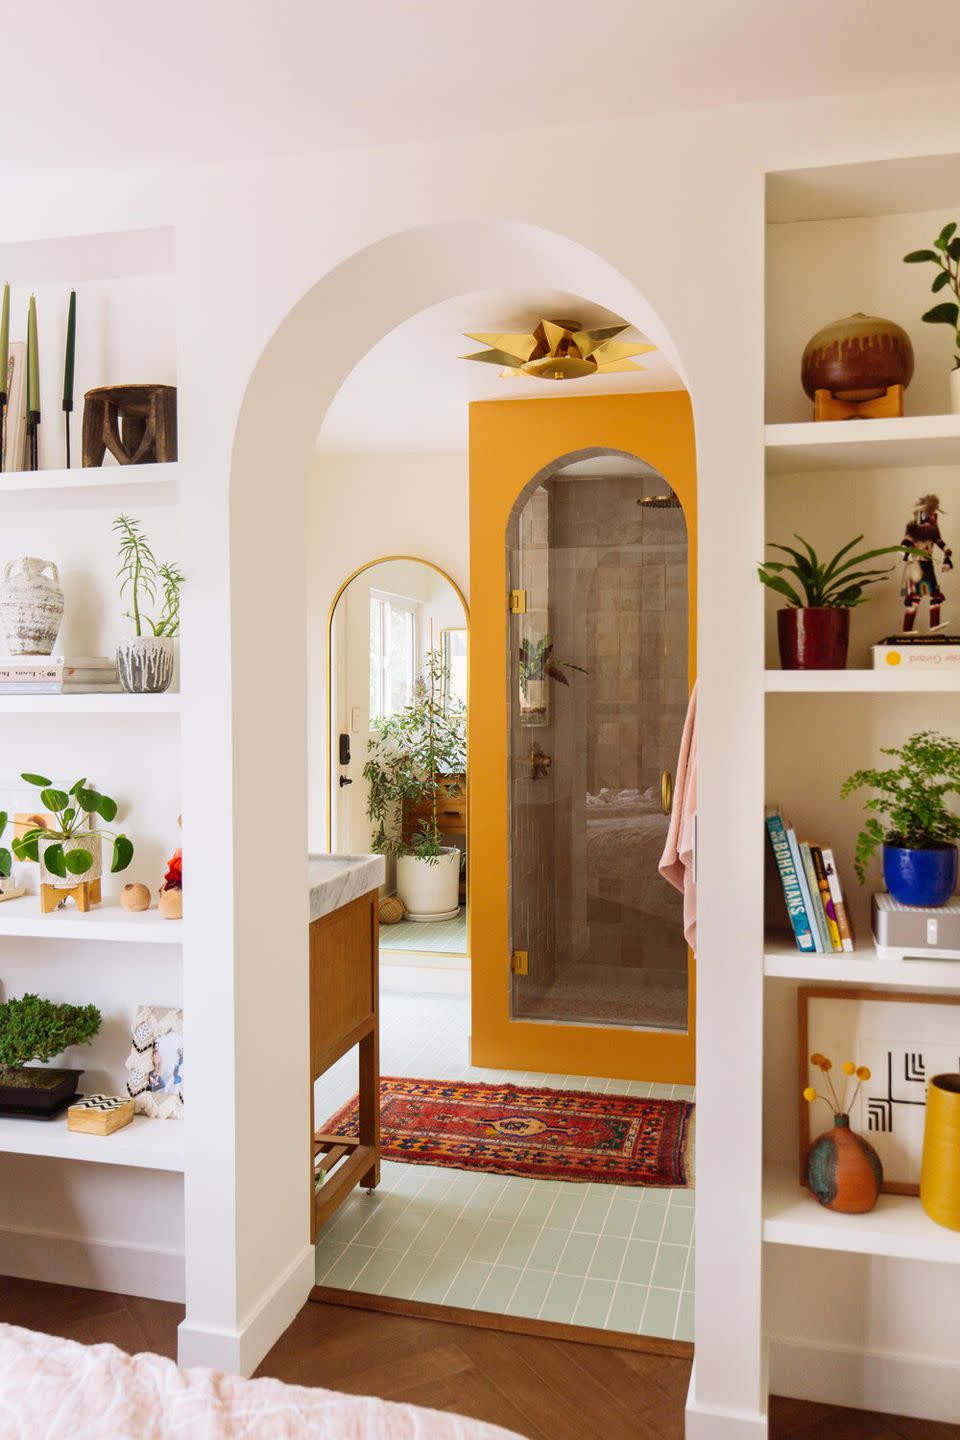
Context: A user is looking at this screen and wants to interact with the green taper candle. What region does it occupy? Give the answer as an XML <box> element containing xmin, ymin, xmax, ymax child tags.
<box><xmin>27</xmin><ymin>294</ymin><xmax>39</xmax><ymax>418</ymax></box>
<box><xmin>62</xmin><ymin>290</ymin><xmax>76</xmax><ymax>411</ymax></box>
<box><xmin>0</xmin><ymin>284</ymin><xmax>9</xmax><ymax>398</ymax></box>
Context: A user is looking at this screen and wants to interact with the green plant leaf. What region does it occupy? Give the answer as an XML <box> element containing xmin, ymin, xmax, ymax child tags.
<box><xmin>39</xmin><ymin>788</ymin><xmax>69</xmax><ymax>813</ymax></box>
<box><xmin>75</xmin><ymin>788</ymin><xmax>102</xmax><ymax>815</ymax></box>
<box><xmin>0</xmin><ymin>847</ymin><xmax>10</xmax><ymax>878</ymax></box>
<box><xmin>111</xmin><ymin>835</ymin><xmax>134</xmax><ymax>874</ymax></box>
<box><xmin>97</xmin><ymin>795</ymin><xmax>118</xmax><ymax>823</ymax></box>
<box><xmin>903</xmin><ymin>249</ymin><xmax>939</xmax><ymax>263</ymax></box>
<box><xmin>20</xmin><ymin>773</ymin><xmax>51</xmax><ymax>788</ymax></box>
<box><xmin>69</xmin><ymin>777</ymin><xmax>87</xmax><ymax>796</ymax></box>
<box><xmin>12</xmin><ymin>834</ymin><xmax>39</xmax><ymax>863</ymax></box>
<box><xmin>935</xmin><ymin>222</ymin><xmax>957</xmax><ymax>249</ymax></box>
<box><xmin>922</xmin><ymin>301</ymin><xmax>960</xmax><ymax>327</ymax></box>
<box><xmin>0</xmin><ymin>811</ymin><xmax>6</xmax><ymax>837</ymax></box>
<box><xmin>64</xmin><ymin>848</ymin><xmax>93</xmax><ymax>875</ymax></box>
<box><xmin>758</xmin><ymin>571</ymin><xmax>804</xmax><ymax>606</ymax></box>
<box><xmin>43</xmin><ymin>844</ymin><xmax>66</xmax><ymax>878</ymax></box>
<box><xmin>932</xmin><ymin>270</ymin><xmax>953</xmax><ymax>292</ymax></box>
<box><xmin>61</xmin><ymin>807</ymin><xmax>75</xmax><ymax>829</ymax></box>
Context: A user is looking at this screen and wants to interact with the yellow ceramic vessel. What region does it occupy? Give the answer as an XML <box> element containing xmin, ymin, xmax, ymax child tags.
<box><xmin>920</xmin><ymin>1074</ymin><xmax>960</xmax><ymax>1230</ymax></box>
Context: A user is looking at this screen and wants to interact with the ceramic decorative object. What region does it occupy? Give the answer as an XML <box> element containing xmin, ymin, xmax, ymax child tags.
<box><xmin>777</xmin><ymin>608</ymin><xmax>849</xmax><ymax>670</ymax></box>
<box><xmin>120</xmin><ymin>882</ymin><xmax>152</xmax><ymax>912</ymax></box>
<box><xmin>39</xmin><ymin>833</ymin><xmax>102</xmax><ymax>891</ymax></box>
<box><xmin>117</xmin><ymin>635</ymin><xmax>174</xmax><ymax>693</ymax></box>
<box><xmin>899</xmin><ymin>494</ymin><xmax>953</xmax><ymax>633</ymax></box>
<box><xmin>920</xmin><ymin>1073</ymin><xmax>960</xmax><ymax>1230</ymax></box>
<box><xmin>801</xmin><ymin>312</ymin><xmax>914</xmax><ymax>402</ymax></box>
<box><xmin>883</xmin><ymin>841</ymin><xmax>958</xmax><ymax>907</ymax></box>
<box><xmin>805</xmin><ymin>1114</ymin><xmax>883</xmax><ymax>1213</ymax></box>
<box><xmin>0</xmin><ymin>557</ymin><xmax>64</xmax><ymax>655</ymax></box>
<box><xmin>158</xmin><ymin>886</ymin><xmax>182</xmax><ymax>919</ymax></box>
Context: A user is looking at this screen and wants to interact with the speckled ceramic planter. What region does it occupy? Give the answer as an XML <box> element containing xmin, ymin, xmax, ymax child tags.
<box><xmin>39</xmin><ymin>834</ymin><xmax>102</xmax><ymax>890</ymax></box>
<box><xmin>117</xmin><ymin>635</ymin><xmax>174</xmax><ymax>693</ymax></box>
<box><xmin>0</xmin><ymin>557</ymin><xmax>64</xmax><ymax>655</ymax></box>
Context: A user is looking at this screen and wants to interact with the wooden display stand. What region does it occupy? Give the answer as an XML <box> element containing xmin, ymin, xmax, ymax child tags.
<box><xmin>40</xmin><ymin>879</ymin><xmax>101</xmax><ymax>914</ymax></box>
<box><xmin>814</xmin><ymin>384</ymin><xmax>904</xmax><ymax>421</ymax></box>
<box><xmin>82</xmin><ymin>383</ymin><xmax>178</xmax><ymax>465</ymax></box>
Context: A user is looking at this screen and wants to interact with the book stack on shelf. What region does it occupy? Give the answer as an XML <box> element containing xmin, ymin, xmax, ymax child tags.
<box><xmin>0</xmin><ymin>656</ymin><xmax>121</xmax><ymax>695</ymax></box>
<box><xmin>766</xmin><ymin>806</ymin><xmax>856</xmax><ymax>954</ymax></box>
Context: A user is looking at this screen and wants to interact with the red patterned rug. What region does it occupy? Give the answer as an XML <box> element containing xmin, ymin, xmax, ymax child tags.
<box><xmin>322</xmin><ymin>1077</ymin><xmax>695</xmax><ymax>1187</ymax></box>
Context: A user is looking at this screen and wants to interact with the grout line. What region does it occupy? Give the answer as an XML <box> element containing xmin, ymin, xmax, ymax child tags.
<box><xmin>635</xmin><ymin>1197</ymin><xmax>674</xmax><ymax>1335</ymax></box>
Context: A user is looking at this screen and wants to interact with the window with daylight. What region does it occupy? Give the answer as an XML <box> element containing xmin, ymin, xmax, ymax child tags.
<box><xmin>369</xmin><ymin>592</ymin><xmax>418</xmax><ymax>720</ymax></box>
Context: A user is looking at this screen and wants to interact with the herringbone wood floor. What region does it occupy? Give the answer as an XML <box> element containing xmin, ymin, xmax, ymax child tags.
<box><xmin>0</xmin><ymin>1277</ymin><xmax>957</xmax><ymax>1439</ymax></box>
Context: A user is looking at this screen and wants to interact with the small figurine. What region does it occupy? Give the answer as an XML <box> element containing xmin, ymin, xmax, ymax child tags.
<box><xmin>900</xmin><ymin>494</ymin><xmax>953</xmax><ymax>633</ymax></box>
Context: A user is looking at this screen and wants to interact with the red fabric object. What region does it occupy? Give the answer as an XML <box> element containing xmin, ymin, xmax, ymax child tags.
<box><xmin>323</xmin><ymin>1077</ymin><xmax>694</xmax><ymax>1186</ymax></box>
<box><xmin>163</xmin><ymin>848</ymin><xmax>182</xmax><ymax>891</ymax></box>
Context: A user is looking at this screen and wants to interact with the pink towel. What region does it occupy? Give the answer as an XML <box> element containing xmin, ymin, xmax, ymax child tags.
<box><xmin>658</xmin><ymin>680</ymin><xmax>697</xmax><ymax>952</ymax></box>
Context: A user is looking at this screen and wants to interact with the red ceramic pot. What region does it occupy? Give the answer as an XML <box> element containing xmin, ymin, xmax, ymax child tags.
<box><xmin>777</xmin><ymin>608</ymin><xmax>849</xmax><ymax>670</ymax></box>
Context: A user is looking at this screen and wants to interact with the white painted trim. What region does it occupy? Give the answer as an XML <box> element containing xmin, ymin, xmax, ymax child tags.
<box><xmin>770</xmin><ymin>1337</ymin><xmax>960</xmax><ymax>1427</ymax></box>
<box><xmin>0</xmin><ymin>1224</ymin><xmax>184</xmax><ymax>1303</ymax></box>
<box><xmin>685</xmin><ymin>1366</ymin><xmax>769</xmax><ymax>1440</ymax></box>
<box><xmin>178</xmin><ymin>1243</ymin><xmax>315</xmax><ymax>1376</ymax></box>
<box><xmin>379</xmin><ymin>959</ymin><xmax>470</xmax><ymax>995</ymax></box>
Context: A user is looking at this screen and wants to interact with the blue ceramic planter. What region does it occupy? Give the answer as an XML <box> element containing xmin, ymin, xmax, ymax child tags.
<box><xmin>883</xmin><ymin>842</ymin><xmax>958</xmax><ymax>908</ymax></box>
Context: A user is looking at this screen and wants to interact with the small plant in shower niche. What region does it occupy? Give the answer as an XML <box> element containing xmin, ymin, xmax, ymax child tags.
<box><xmin>113</xmin><ymin>514</ymin><xmax>184</xmax><ymax>693</ymax></box>
<box><xmin>518</xmin><ymin>635</ymin><xmax>587</xmax><ymax>716</ymax></box>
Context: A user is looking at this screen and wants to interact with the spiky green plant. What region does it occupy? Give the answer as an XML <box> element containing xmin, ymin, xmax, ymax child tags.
<box><xmin>758</xmin><ymin>534</ymin><xmax>912</xmax><ymax>609</ymax></box>
<box><xmin>113</xmin><ymin>515</ymin><xmax>184</xmax><ymax>637</ymax></box>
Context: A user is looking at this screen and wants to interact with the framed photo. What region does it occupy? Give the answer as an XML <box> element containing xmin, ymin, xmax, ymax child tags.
<box><xmin>125</xmin><ymin>1005</ymin><xmax>183</xmax><ymax>1119</ymax></box>
<box><xmin>798</xmin><ymin>986</ymin><xmax>960</xmax><ymax>1195</ymax></box>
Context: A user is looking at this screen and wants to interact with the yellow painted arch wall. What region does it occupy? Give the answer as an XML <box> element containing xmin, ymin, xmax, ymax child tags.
<box><xmin>468</xmin><ymin>391</ymin><xmax>697</xmax><ymax>1084</ymax></box>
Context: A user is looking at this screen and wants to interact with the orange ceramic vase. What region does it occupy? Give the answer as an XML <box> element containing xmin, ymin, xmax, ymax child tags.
<box><xmin>805</xmin><ymin>1114</ymin><xmax>883</xmax><ymax>1213</ymax></box>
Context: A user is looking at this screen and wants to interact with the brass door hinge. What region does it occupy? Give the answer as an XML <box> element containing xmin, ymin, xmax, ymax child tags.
<box><xmin>511</xmin><ymin>950</ymin><xmax>529</xmax><ymax>976</ymax></box>
<box><xmin>509</xmin><ymin>589</ymin><xmax>527</xmax><ymax>614</ymax></box>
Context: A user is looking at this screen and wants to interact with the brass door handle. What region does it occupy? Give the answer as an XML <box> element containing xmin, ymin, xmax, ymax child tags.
<box><xmin>661</xmin><ymin>770</ymin><xmax>674</xmax><ymax>815</ymax></box>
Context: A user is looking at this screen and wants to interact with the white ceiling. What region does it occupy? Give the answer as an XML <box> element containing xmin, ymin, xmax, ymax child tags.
<box><xmin>316</xmin><ymin>289</ymin><xmax>682</xmax><ymax>453</ymax></box>
<box><xmin>7</xmin><ymin>2</ymin><xmax>960</xmax><ymax>173</ymax></box>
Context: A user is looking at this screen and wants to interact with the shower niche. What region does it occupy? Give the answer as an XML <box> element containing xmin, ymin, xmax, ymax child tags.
<box><xmin>508</xmin><ymin>451</ymin><xmax>690</xmax><ymax>1031</ymax></box>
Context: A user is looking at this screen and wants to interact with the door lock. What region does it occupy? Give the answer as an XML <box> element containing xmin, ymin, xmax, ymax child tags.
<box><xmin>338</xmin><ymin>775</ymin><xmax>353</xmax><ymax>787</ymax></box>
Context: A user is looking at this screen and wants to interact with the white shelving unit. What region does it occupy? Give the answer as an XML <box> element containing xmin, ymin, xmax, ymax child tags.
<box><xmin>0</xmin><ymin>896</ymin><xmax>183</xmax><ymax>944</ymax></box>
<box><xmin>0</xmin><ymin>1112</ymin><xmax>184</xmax><ymax>1171</ymax></box>
<box><xmin>765</xmin><ymin>414</ymin><xmax>960</xmax><ymax>473</ymax></box>
<box><xmin>763</xmin><ymin>936</ymin><xmax>960</xmax><ymax>989</ymax></box>
<box><xmin>765</xmin><ymin>671</ymin><xmax>960</xmax><ymax>693</ymax></box>
<box><xmin>0</xmin><ymin>461</ymin><xmax>178</xmax><ymax>499</ymax></box>
<box><xmin>763</xmin><ymin>1168</ymin><xmax>960</xmax><ymax>1264</ymax></box>
<box><xmin>0</xmin><ymin>694</ymin><xmax>180</xmax><ymax>715</ymax></box>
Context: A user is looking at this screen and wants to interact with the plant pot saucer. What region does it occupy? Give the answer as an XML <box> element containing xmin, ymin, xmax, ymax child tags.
<box><xmin>403</xmin><ymin>906</ymin><xmax>461</xmax><ymax>923</ymax></box>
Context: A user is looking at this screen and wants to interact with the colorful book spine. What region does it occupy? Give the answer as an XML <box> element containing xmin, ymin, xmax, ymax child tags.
<box><xmin>810</xmin><ymin>846</ymin><xmax>842</xmax><ymax>951</ymax></box>
<box><xmin>821</xmin><ymin>847</ymin><xmax>856</xmax><ymax>952</ymax></box>
<box><xmin>799</xmin><ymin>842</ymin><xmax>832</xmax><ymax>952</ymax></box>
<box><xmin>785</xmin><ymin>826</ymin><xmax>823</xmax><ymax>952</ymax></box>
<box><xmin>765</xmin><ymin>810</ymin><xmax>816</xmax><ymax>952</ymax></box>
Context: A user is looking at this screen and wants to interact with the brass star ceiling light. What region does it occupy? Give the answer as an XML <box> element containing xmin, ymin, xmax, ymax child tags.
<box><xmin>461</xmin><ymin>318</ymin><xmax>655</xmax><ymax>381</ymax></box>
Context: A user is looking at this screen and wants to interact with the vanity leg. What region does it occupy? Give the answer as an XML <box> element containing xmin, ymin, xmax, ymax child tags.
<box><xmin>358</xmin><ymin>1026</ymin><xmax>380</xmax><ymax>1190</ymax></box>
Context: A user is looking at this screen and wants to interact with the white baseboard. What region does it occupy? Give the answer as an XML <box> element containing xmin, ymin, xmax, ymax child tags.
<box><xmin>379</xmin><ymin>958</ymin><xmax>469</xmax><ymax>995</ymax></box>
<box><xmin>685</xmin><ymin>1365</ymin><xmax>769</xmax><ymax>1439</ymax></box>
<box><xmin>178</xmin><ymin>1243</ymin><xmax>315</xmax><ymax>1376</ymax></box>
<box><xmin>0</xmin><ymin>1223</ymin><xmax>184</xmax><ymax>1303</ymax></box>
<box><xmin>770</xmin><ymin>1336</ymin><xmax>960</xmax><ymax>1426</ymax></box>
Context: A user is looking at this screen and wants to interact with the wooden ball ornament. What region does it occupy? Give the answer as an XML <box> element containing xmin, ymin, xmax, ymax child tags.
<box><xmin>378</xmin><ymin>894</ymin><xmax>405</xmax><ymax>925</ymax></box>
<box><xmin>120</xmin><ymin>882</ymin><xmax>152</xmax><ymax>912</ymax></box>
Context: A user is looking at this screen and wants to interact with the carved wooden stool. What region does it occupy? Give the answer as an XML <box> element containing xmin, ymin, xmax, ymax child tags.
<box><xmin>82</xmin><ymin>384</ymin><xmax>177</xmax><ymax>466</ymax></box>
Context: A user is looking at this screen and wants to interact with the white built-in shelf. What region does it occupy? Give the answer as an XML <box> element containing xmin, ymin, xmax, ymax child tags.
<box><xmin>0</xmin><ymin>461</ymin><xmax>178</xmax><ymax>500</ymax></box>
<box><xmin>764</xmin><ymin>1167</ymin><xmax>960</xmax><ymax>1264</ymax></box>
<box><xmin>765</xmin><ymin>415</ymin><xmax>960</xmax><ymax>474</ymax></box>
<box><xmin>764</xmin><ymin>936</ymin><xmax>960</xmax><ymax>990</ymax></box>
<box><xmin>0</xmin><ymin>896</ymin><xmax>183</xmax><ymax>944</ymax></box>
<box><xmin>765</xmin><ymin>670</ymin><xmax>960</xmax><ymax>694</ymax></box>
<box><xmin>0</xmin><ymin>693</ymin><xmax>180</xmax><ymax>715</ymax></box>
<box><xmin>0</xmin><ymin>1111</ymin><xmax>183</xmax><ymax>1172</ymax></box>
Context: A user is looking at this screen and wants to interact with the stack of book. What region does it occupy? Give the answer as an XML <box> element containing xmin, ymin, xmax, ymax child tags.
<box><xmin>766</xmin><ymin>806</ymin><xmax>855</xmax><ymax>954</ymax></box>
<box><xmin>0</xmin><ymin>656</ymin><xmax>121</xmax><ymax>695</ymax></box>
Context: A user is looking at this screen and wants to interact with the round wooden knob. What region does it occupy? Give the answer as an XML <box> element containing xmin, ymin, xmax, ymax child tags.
<box><xmin>120</xmin><ymin>882</ymin><xmax>152</xmax><ymax>912</ymax></box>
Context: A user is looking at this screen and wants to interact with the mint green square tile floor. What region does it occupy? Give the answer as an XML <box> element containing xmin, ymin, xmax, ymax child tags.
<box><xmin>314</xmin><ymin>990</ymin><xmax>694</xmax><ymax>1342</ymax></box>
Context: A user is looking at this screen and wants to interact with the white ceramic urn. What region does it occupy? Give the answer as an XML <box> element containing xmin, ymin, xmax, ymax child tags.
<box><xmin>0</xmin><ymin>557</ymin><xmax>64</xmax><ymax>655</ymax></box>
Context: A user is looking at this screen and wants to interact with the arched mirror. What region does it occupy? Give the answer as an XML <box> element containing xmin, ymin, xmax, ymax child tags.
<box><xmin>328</xmin><ymin>557</ymin><xmax>469</xmax><ymax>958</ymax></box>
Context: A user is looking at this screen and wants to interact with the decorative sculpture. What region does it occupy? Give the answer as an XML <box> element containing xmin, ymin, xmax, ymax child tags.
<box><xmin>900</xmin><ymin>494</ymin><xmax>953</xmax><ymax>633</ymax></box>
<box><xmin>82</xmin><ymin>383</ymin><xmax>177</xmax><ymax>466</ymax></box>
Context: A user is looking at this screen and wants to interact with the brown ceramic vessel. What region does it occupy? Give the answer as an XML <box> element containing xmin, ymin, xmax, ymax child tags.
<box><xmin>801</xmin><ymin>312</ymin><xmax>914</xmax><ymax>401</ymax></box>
<box><xmin>777</xmin><ymin>607</ymin><xmax>849</xmax><ymax>670</ymax></box>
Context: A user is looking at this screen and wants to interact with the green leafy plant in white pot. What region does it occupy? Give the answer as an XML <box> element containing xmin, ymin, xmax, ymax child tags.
<box><xmin>12</xmin><ymin>771</ymin><xmax>134</xmax><ymax>904</ymax></box>
<box><xmin>113</xmin><ymin>515</ymin><xmax>183</xmax><ymax>693</ymax></box>
<box><xmin>0</xmin><ymin>812</ymin><xmax>16</xmax><ymax>898</ymax></box>
<box><xmin>904</xmin><ymin>221</ymin><xmax>960</xmax><ymax>413</ymax></box>
<box><xmin>364</xmin><ymin>649</ymin><xmax>466</xmax><ymax>921</ymax></box>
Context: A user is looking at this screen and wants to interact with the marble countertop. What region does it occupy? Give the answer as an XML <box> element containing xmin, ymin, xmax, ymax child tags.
<box><xmin>308</xmin><ymin>853</ymin><xmax>385</xmax><ymax>923</ymax></box>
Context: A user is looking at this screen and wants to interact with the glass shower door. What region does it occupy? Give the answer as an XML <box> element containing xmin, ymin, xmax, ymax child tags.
<box><xmin>509</xmin><ymin>457</ymin><xmax>690</xmax><ymax>1031</ymax></box>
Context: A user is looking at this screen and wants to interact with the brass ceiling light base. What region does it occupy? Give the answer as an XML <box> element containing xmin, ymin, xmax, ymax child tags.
<box><xmin>461</xmin><ymin>318</ymin><xmax>655</xmax><ymax>381</ymax></box>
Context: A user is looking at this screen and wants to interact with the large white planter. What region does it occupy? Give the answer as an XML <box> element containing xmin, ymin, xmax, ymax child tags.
<box><xmin>39</xmin><ymin>833</ymin><xmax>102</xmax><ymax>890</ymax></box>
<box><xmin>950</xmin><ymin>367</ymin><xmax>960</xmax><ymax>415</ymax></box>
<box><xmin>396</xmin><ymin>848</ymin><xmax>460</xmax><ymax>921</ymax></box>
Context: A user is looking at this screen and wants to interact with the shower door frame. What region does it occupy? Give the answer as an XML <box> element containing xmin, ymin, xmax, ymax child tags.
<box><xmin>469</xmin><ymin>391</ymin><xmax>697</xmax><ymax>1084</ymax></box>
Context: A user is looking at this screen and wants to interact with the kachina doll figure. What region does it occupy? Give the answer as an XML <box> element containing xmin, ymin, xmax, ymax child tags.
<box><xmin>900</xmin><ymin>494</ymin><xmax>953</xmax><ymax>633</ymax></box>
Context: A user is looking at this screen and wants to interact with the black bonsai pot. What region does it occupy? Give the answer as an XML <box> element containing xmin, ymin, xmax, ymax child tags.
<box><xmin>0</xmin><ymin>1067</ymin><xmax>83</xmax><ymax>1119</ymax></box>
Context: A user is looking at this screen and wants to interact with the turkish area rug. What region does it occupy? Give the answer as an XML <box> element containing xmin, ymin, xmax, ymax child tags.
<box><xmin>322</xmin><ymin>1078</ymin><xmax>695</xmax><ymax>1187</ymax></box>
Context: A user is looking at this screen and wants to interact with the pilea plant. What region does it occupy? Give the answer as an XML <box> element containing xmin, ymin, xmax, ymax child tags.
<box><xmin>0</xmin><ymin>993</ymin><xmax>101</xmax><ymax>1078</ymax></box>
<box><xmin>12</xmin><ymin>772</ymin><xmax>134</xmax><ymax>878</ymax></box>
<box><xmin>840</xmin><ymin>731</ymin><xmax>960</xmax><ymax>881</ymax></box>
<box><xmin>0</xmin><ymin>812</ymin><xmax>11</xmax><ymax>880</ymax></box>
<box><xmin>113</xmin><ymin>514</ymin><xmax>184</xmax><ymax>637</ymax></box>
<box><xmin>904</xmin><ymin>221</ymin><xmax>960</xmax><ymax>371</ymax></box>
<box><xmin>518</xmin><ymin>635</ymin><xmax>587</xmax><ymax>693</ymax></box>
<box><xmin>758</xmin><ymin>534</ymin><xmax>912</xmax><ymax>609</ymax></box>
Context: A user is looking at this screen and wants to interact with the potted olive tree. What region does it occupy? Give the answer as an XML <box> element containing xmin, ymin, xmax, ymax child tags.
<box><xmin>113</xmin><ymin>515</ymin><xmax>184</xmax><ymax>693</ymax></box>
<box><xmin>0</xmin><ymin>993</ymin><xmax>101</xmax><ymax>1117</ymax></box>
<box><xmin>364</xmin><ymin>649</ymin><xmax>466</xmax><ymax>920</ymax></box>
<box><xmin>903</xmin><ymin>222</ymin><xmax>960</xmax><ymax>413</ymax></box>
<box><xmin>758</xmin><ymin>534</ymin><xmax>913</xmax><ymax>669</ymax></box>
<box><xmin>841</xmin><ymin>730</ymin><xmax>960</xmax><ymax>907</ymax></box>
<box><xmin>12</xmin><ymin>772</ymin><xmax>134</xmax><ymax>904</ymax></box>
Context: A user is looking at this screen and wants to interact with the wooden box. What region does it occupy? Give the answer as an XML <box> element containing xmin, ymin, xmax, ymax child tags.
<box><xmin>67</xmin><ymin>1095</ymin><xmax>135</xmax><ymax>1136</ymax></box>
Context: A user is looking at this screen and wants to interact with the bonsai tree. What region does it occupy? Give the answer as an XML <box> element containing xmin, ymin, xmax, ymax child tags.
<box><xmin>904</xmin><ymin>222</ymin><xmax>960</xmax><ymax>373</ymax></box>
<box><xmin>364</xmin><ymin>648</ymin><xmax>466</xmax><ymax>863</ymax></box>
<box><xmin>758</xmin><ymin>534</ymin><xmax>912</xmax><ymax>609</ymax></box>
<box><xmin>12</xmin><ymin>772</ymin><xmax>133</xmax><ymax>878</ymax></box>
<box><xmin>518</xmin><ymin>635</ymin><xmax>587</xmax><ymax>695</ymax></box>
<box><xmin>0</xmin><ymin>993</ymin><xmax>101</xmax><ymax>1079</ymax></box>
<box><xmin>841</xmin><ymin>731</ymin><xmax>960</xmax><ymax>882</ymax></box>
<box><xmin>113</xmin><ymin>514</ymin><xmax>184</xmax><ymax>637</ymax></box>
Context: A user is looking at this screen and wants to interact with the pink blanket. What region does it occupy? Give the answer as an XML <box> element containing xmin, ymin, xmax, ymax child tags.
<box><xmin>658</xmin><ymin>681</ymin><xmax>697</xmax><ymax>951</ymax></box>
<box><xmin>0</xmin><ymin>1322</ymin><xmax>523</xmax><ymax>1440</ymax></box>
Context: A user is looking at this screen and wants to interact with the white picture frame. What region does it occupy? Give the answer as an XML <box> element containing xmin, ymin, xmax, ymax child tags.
<box><xmin>125</xmin><ymin>1005</ymin><xmax>184</xmax><ymax>1119</ymax></box>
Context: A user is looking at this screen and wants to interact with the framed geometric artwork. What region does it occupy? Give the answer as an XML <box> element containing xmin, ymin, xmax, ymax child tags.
<box><xmin>124</xmin><ymin>1005</ymin><xmax>184</xmax><ymax>1120</ymax></box>
<box><xmin>798</xmin><ymin>987</ymin><xmax>960</xmax><ymax>1195</ymax></box>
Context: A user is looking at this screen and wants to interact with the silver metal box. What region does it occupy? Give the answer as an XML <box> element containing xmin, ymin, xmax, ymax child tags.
<box><xmin>872</xmin><ymin>893</ymin><xmax>960</xmax><ymax>960</ymax></box>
